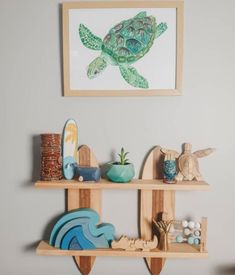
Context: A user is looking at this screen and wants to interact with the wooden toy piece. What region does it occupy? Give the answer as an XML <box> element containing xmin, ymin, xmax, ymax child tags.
<box><xmin>175</xmin><ymin>234</ymin><xmax>200</xmax><ymax>245</ymax></box>
<box><xmin>112</xmin><ymin>235</ymin><xmax>158</xmax><ymax>252</ymax></box>
<box><xmin>200</xmin><ymin>217</ymin><xmax>207</xmax><ymax>252</ymax></box>
<box><xmin>161</xmin><ymin>149</ymin><xmax>180</xmax><ymax>184</ymax></box>
<box><xmin>77</xmin><ymin>166</ymin><xmax>101</xmax><ymax>182</ymax></box>
<box><xmin>168</xmin><ymin>219</ymin><xmax>203</xmax><ymax>246</ymax></box>
<box><xmin>153</xmin><ymin>213</ymin><xmax>173</xmax><ymax>251</ymax></box>
<box><xmin>140</xmin><ymin>146</ymin><xmax>175</xmax><ymax>275</ymax></box>
<box><xmin>62</xmin><ymin>119</ymin><xmax>78</xmax><ymax>180</ymax></box>
<box><xmin>54</xmin><ymin>218</ymin><xmax>112</xmax><ymax>250</ymax></box>
<box><xmin>61</xmin><ymin>226</ymin><xmax>95</xmax><ymax>250</ymax></box>
<box><xmin>176</xmin><ymin>143</ymin><xmax>216</xmax><ymax>181</ymax></box>
<box><xmin>67</xmin><ymin>145</ymin><xmax>101</xmax><ymax>275</ymax></box>
<box><xmin>49</xmin><ymin>209</ymin><xmax>115</xmax><ymax>250</ymax></box>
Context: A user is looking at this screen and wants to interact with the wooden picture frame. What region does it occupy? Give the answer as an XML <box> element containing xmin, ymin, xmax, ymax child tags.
<box><xmin>62</xmin><ymin>1</ymin><xmax>184</xmax><ymax>96</ymax></box>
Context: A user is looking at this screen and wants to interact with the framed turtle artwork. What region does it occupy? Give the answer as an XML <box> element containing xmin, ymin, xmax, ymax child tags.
<box><xmin>62</xmin><ymin>1</ymin><xmax>184</xmax><ymax>96</ymax></box>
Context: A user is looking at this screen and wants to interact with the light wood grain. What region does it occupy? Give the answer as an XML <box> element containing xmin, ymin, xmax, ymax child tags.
<box><xmin>140</xmin><ymin>190</ymin><xmax>153</xmax><ymax>242</ymax></box>
<box><xmin>37</xmin><ymin>241</ymin><xmax>207</xmax><ymax>259</ymax></box>
<box><xmin>63</xmin><ymin>1</ymin><xmax>184</xmax><ymax>10</ymax></box>
<box><xmin>67</xmin><ymin>189</ymin><xmax>80</xmax><ymax>210</ymax></box>
<box><xmin>200</xmin><ymin>217</ymin><xmax>207</xmax><ymax>253</ymax></box>
<box><xmin>62</xmin><ymin>4</ymin><xmax>70</xmax><ymax>98</ymax></box>
<box><xmin>35</xmin><ymin>179</ymin><xmax>210</xmax><ymax>191</ymax></box>
<box><xmin>140</xmin><ymin>146</ymin><xmax>177</xmax><ymax>274</ymax></box>
<box><xmin>62</xmin><ymin>1</ymin><xmax>184</xmax><ymax>97</ymax></box>
<box><xmin>67</xmin><ymin>145</ymin><xmax>101</xmax><ymax>275</ymax></box>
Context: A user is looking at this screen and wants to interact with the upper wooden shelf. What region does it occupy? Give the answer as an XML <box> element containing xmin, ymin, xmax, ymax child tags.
<box><xmin>35</xmin><ymin>179</ymin><xmax>210</xmax><ymax>191</ymax></box>
<box><xmin>36</xmin><ymin>241</ymin><xmax>208</xmax><ymax>259</ymax></box>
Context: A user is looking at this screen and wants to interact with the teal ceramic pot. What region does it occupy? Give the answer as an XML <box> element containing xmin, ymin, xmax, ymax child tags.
<box><xmin>106</xmin><ymin>163</ymin><xmax>135</xmax><ymax>183</ymax></box>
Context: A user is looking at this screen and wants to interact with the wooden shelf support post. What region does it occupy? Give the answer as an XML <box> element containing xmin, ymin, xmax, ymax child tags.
<box><xmin>67</xmin><ymin>145</ymin><xmax>101</xmax><ymax>275</ymax></box>
<box><xmin>140</xmin><ymin>146</ymin><xmax>175</xmax><ymax>275</ymax></box>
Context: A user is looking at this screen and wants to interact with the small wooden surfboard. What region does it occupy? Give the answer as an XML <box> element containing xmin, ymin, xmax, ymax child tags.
<box><xmin>140</xmin><ymin>146</ymin><xmax>175</xmax><ymax>275</ymax></box>
<box><xmin>62</xmin><ymin>119</ymin><xmax>78</xmax><ymax>180</ymax></box>
<box><xmin>67</xmin><ymin>145</ymin><xmax>101</xmax><ymax>275</ymax></box>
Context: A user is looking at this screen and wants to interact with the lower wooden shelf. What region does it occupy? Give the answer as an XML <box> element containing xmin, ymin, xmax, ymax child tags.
<box><xmin>36</xmin><ymin>241</ymin><xmax>208</xmax><ymax>259</ymax></box>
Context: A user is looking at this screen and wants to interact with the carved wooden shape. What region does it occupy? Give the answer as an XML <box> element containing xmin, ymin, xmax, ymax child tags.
<box><xmin>140</xmin><ymin>146</ymin><xmax>175</xmax><ymax>275</ymax></box>
<box><xmin>67</xmin><ymin>145</ymin><xmax>101</xmax><ymax>275</ymax></box>
<box><xmin>112</xmin><ymin>235</ymin><xmax>158</xmax><ymax>252</ymax></box>
<box><xmin>176</xmin><ymin>143</ymin><xmax>215</xmax><ymax>181</ymax></box>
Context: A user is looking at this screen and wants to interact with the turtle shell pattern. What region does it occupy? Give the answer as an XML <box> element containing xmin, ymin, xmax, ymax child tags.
<box><xmin>102</xmin><ymin>15</ymin><xmax>156</xmax><ymax>65</ymax></box>
<box><xmin>178</xmin><ymin>154</ymin><xmax>200</xmax><ymax>180</ymax></box>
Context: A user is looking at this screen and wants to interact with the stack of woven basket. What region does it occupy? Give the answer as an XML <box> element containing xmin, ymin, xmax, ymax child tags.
<box><xmin>40</xmin><ymin>134</ymin><xmax>62</xmax><ymax>181</ymax></box>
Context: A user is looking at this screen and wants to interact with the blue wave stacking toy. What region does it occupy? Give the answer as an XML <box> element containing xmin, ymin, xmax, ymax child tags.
<box><xmin>49</xmin><ymin>208</ymin><xmax>115</xmax><ymax>250</ymax></box>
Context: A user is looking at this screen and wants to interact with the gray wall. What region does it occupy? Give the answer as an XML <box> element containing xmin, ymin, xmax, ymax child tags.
<box><xmin>1</xmin><ymin>0</ymin><xmax>235</xmax><ymax>274</ymax></box>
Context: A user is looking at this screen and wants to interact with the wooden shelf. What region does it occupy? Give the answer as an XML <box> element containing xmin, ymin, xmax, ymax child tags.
<box><xmin>35</xmin><ymin>179</ymin><xmax>210</xmax><ymax>191</ymax></box>
<box><xmin>35</xmin><ymin>145</ymin><xmax>210</xmax><ymax>274</ymax></box>
<box><xmin>36</xmin><ymin>241</ymin><xmax>208</xmax><ymax>259</ymax></box>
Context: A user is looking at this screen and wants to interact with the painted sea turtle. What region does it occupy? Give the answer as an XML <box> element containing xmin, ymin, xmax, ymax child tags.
<box><xmin>79</xmin><ymin>12</ymin><xmax>167</xmax><ymax>88</ymax></box>
<box><xmin>176</xmin><ymin>143</ymin><xmax>216</xmax><ymax>181</ymax></box>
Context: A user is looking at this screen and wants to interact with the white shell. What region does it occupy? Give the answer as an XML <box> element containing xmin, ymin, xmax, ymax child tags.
<box><xmin>182</xmin><ymin>220</ymin><xmax>188</xmax><ymax>228</ymax></box>
<box><xmin>194</xmin><ymin>230</ymin><xmax>201</xmax><ymax>237</ymax></box>
<box><xmin>184</xmin><ymin>228</ymin><xmax>191</xmax><ymax>236</ymax></box>
<box><xmin>195</xmin><ymin>222</ymin><xmax>201</xmax><ymax>229</ymax></box>
<box><xmin>187</xmin><ymin>236</ymin><xmax>194</xmax><ymax>245</ymax></box>
<box><xmin>176</xmin><ymin>235</ymin><xmax>184</xmax><ymax>243</ymax></box>
<box><xmin>194</xmin><ymin>238</ymin><xmax>200</xmax><ymax>245</ymax></box>
<box><xmin>188</xmin><ymin>221</ymin><xmax>195</xmax><ymax>229</ymax></box>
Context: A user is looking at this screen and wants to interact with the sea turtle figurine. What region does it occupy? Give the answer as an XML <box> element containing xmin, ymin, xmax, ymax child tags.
<box><xmin>79</xmin><ymin>12</ymin><xmax>167</xmax><ymax>88</ymax></box>
<box><xmin>175</xmin><ymin>143</ymin><xmax>216</xmax><ymax>181</ymax></box>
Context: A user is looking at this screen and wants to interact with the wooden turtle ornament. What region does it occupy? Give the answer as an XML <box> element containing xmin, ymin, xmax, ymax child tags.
<box><xmin>175</xmin><ymin>143</ymin><xmax>216</xmax><ymax>181</ymax></box>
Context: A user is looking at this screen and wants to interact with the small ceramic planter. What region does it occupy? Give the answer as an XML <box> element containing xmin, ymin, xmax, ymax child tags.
<box><xmin>106</xmin><ymin>163</ymin><xmax>135</xmax><ymax>183</ymax></box>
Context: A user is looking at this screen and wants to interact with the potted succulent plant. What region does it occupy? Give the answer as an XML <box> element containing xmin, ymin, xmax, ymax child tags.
<box><xmin>106</xmin><ymin>147</ymin><xmax>135</xmax><ymax>183</ymax></box>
